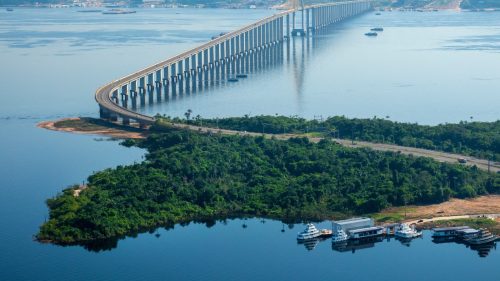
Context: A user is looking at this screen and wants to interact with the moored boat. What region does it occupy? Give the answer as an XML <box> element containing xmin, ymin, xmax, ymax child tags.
<box><xmin>432</xmin><ymin>226</ymin><xmax>469</xmax><ymax>238</ymax></box>
<box><xmin>395</xmin><ymin>223</ymin><xmax>422</xmax><ymax>239</ymax></box>
<box><xmin>370</xmin><ymin>27</ymin><xmax>384</xmax><ymax>32</ymax></box>
<box><xmin>297</xmin><ymin>223</ymin><xmax>321</xmax><ymax>241</ymax></box>
<box><xmin>102</xmin><ymin>9</ymin><xmax>137</xmax><ymax>15</ymax></box>
<box><xmin>331</xmin><ymin>227</ymin><xmax>349</xmax><ymax>243</ymax></box>
<box><xmin>6</xmin><ymin>8</ymin><xmax>14</xmax><ymax>11</ymax></box>
<box><xmin>464</xmin><ymin>229</ymin><xmax>498</xmax><ymax>245</ymax></box>
<box><xmin>364</xmin><ymin>32</ymin><xmax>377</xmax><ymax>37</ymax></box>
<box><xmin>319</xmin><ymin>229</ymin><xmax>333</xmax><ymax>238</ymax></box>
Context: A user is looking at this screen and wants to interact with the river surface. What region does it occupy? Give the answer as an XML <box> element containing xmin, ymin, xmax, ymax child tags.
<box><xmin>0</xmin><ymin>7</ymin><xmax>499</xmax><ymax>281</ymax></box>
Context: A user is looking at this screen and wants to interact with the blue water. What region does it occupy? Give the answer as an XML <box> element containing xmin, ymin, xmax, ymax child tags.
<box><xmin>0</xmin><ymin>8</ymin><xmax>499</xmax><ymax>281</ymax></box>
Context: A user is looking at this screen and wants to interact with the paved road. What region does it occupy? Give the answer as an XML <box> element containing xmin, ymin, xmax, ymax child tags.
<box><xmin>168</xmin><ymin>122</ymin><xmax>500</xmax><ymax>173</ymax></box>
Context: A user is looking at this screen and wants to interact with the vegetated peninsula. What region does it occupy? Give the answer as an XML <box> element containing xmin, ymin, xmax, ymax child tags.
<box><xmin>37</xmin><ymin>118</ymin><xmax>499</xmax><ymax>244</ymax></box>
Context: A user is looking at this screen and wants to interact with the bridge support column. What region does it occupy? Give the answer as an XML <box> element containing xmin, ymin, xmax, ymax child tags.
<box><xmin>162</xmin><ymin>67</ymin><xmax>169</xmax><ymax>98</ymax></box>
<box><xmin>203</xmin><ymin>49</ymin><xmax>209</xmax><ymax>84</ymax></box>
<box><xmin>209</xmin><ymin>46</ymin><xmax>215</xmax><ymax>82</ymax></box>
<box><xmin>215</xmin><ymin>44</ymin><xmax>220</xmax><ymax>81</ymax></box>
<box><xmin>120</xmin><ymin>85</ymin><xmax>128</xmax><ymax>108</ymax></box>
<box><xmin>155</xmin><ymin>81</ymin><xmax>162</xmax><ymax>102</ymax></box>
<box><xmin>177</xmin><ymin>60</ymin><xmax>183</xmax><ymax>93</ymax></box>
<box><xmin>170</xmin><ymin>63</ymin><xmax>177</xmax><ymax>94</ymax></box>
<box><xmin>99</xmin><ymin>105</ymin><xmax>110</xmax><ymax>119</ymax></box>
<box><xmin>286</xmin><ymin>14</ymin><xmax>290</xmax><ymax>39</ymax></box>
<box><xmin>122</xmin><ymin>117</ymin><xmax>130</xmax><ymax>125</ymax></box>
<box><xmin>306</xmin><ymin>9</ymin><xmax>310</xmax><ymax>34</ymax></box>
<box><xmin>155</xmin><ymin>70</ymin><xmax>162</xmax><ymax>100</ymax></box>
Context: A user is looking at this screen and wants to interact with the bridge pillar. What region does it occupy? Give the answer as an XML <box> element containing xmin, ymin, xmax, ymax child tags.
<box><xmin>305</xmin><ymin>9</ymin><xmax>309</xmax><ymax>34</ymax></box>
<box><xmin>110</xmin><ymin>112</ymin><xmax>118</xmax><ymax>122</ymax></box>
<box><xmin>99</xmin><ymin>105</ymin><xmax>110</xmax><ymax>119</ymax></box>
<box><xmin>311</xmin><ymin>8</ymin><xmax>316</xmax><ymax>31</ymax></box>
<box><xmin>170</xmin><ymin>63</ymin><xmax>177</xmax><ymax>94</ymax></box>
<box><xmin>138</xmin><ymin>86</ymin><xmax>146</xmax><ymax>106</ymax></box>
<box><xmin>184</xmin><ymin>57</ymin><xmax>190</xmax><ymax>92</ymax></box>
<box><xmin>155</xmin><ymin>80</ymin><xmax>162</xmax><ymax>102</ymax></box>
<box><xmin>190</xmin><ymin>54</ymin><xmax>197</xmax><ymax>92</ymax></box>
<box><xmin>197</xmin><ymin>51</ymin><xmax>203</xmax><ymax>87</ymax></box>
<box><xmin>244</xmin><ymin>31</ymin><xmax>249</xmax><ymax>73</ymax></box>
<box><xmin>120</xmin><ymin>85</ymin><xmax>128</xmax><ymax>108</ymax></box>
<box><xmin>155</xmin><ymin>69</ymin><xmax>162</xmax><ymax>99</ymax></box>
<box><xmin>235</xmin><ymin>35</ymin><xmax>241</xmax><ymax>74</ymax></box>
<box><xmin>286</xmin><ymin>14</ymin><xmax>290</xmax><ymax>39</ymax></box>
<box><xmin>209</xmin><ymin>46</ymin><xmax>215</xmax><ymax>82</ymax></box>
<box><xmin>177</xmin><ymin>60</ymin><xmax>184</xmax><ymax>93</ymax></box>
<box><xmin>162</xmin><ymin>66</ymin><xmax>169</xmax><ymax>98</ymax></box>
<box><xmin>130</xmin><ymin>80</ymin><xmax>137</xmax><ymax>108</ymax></box>
<box><xmin>122</xmin><ymin>116</ymin><xmax>130</xmax><ymax>125</ymax></box>
<box><xmin>215</xmin><ymin>44</ymin><xmax>220</xmax><ymax>81</ymax></box>
<box><xmin>203</xmin><ymin>49</ymin><xmax>209</xmax><ymax>83</ymax></box>
<box><xmin>230</xmin><ymin>37</ymin><xmax>236</xmax><ymax>75</ymax></box>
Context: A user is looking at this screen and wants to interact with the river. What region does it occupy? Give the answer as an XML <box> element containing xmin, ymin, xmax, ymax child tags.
<box><xmin>0</xmin><ymin>7</ymin><xmax>499</xmax><ymax>281</ymax></box>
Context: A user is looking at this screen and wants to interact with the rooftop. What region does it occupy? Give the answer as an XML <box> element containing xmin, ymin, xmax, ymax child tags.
<box><xmin>432</xmin><ymin>226</ymin><xmax>470</xmax><ymax>232</ymax></box>
<box><xmin>333</xmin><ymin>217</ymin><xmax>372</xmax><ymax>225</ymax></box>
<box><xmin>349</xmin><ymin>226</ymin><xmax>384</xmax><ymax>234</ymax></box>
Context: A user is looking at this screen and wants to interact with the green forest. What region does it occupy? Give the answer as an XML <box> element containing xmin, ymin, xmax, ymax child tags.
<box><xmin>38</xmin><ymin>122</ymin><xmax>499</xmax><ymax>244</ymax></box>
<box><xmin>179</xmin><ymin>115</ymin><xmax>500</xmax><ymax>161</ymax></box>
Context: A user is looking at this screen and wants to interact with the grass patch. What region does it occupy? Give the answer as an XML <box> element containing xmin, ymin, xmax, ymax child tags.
<box><xmin>372</xmin><ymin>208</ymin><xmax>417</xmax><ymax>223</ymax></box>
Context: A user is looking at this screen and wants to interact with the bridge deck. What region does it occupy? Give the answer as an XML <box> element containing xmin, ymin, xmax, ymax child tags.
<box><xmin>95</xmin><ymin>1</ymin><xmax>373</xmax><ymax>124</ymax></box>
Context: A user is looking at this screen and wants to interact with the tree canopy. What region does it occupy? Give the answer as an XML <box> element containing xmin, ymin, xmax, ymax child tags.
<box><xmin>38</xmin><ymin>122</ymin><xmax>499</xmax><ymax>244</ymax></box>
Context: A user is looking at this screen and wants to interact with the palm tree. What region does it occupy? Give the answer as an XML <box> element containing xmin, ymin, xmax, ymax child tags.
<box><xmin>184</xmin><ymin>109</ymin><xmax>192</xmax><ymax>122</ymax></box>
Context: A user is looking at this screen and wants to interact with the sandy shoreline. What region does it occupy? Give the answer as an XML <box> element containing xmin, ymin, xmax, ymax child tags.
<box><xmin>37</xmin><ymin>117</ymin><xmax>146</xmax><ymax>139</ymax></box>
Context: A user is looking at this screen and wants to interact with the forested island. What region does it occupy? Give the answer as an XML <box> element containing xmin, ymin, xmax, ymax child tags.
<box><xmin>37</xmin><ymin>118</ymin><xmax>499</xmax><ymax>245</ymax></box>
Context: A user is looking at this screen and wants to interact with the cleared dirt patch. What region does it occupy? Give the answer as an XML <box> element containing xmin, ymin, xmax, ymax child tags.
<box><xmin>380</xmin><ymin>195</ymin><xmax>500</xmax><ymax>220</ymax></box>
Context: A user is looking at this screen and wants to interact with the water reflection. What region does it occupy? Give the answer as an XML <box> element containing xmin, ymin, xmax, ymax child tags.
<box><xmin>297</xmin><ymin>237</ymin><xmax>330</xmax><ymax>251</ymax></box>
<box><xmin>331</xmin><ymin>236</ymin><xmax>385</xmax><ymax>253</ymax></box>
<box><xmin>432</xmin><ymin>236</ymin><xmax>498</xmax><ymax>258</ymax></box>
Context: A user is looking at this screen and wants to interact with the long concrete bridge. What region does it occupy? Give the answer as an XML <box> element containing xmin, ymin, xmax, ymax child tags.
<box><xmin>96</xmin><ymin>0</ymin><xmax>373</xmax><ymax>126</ymax></box>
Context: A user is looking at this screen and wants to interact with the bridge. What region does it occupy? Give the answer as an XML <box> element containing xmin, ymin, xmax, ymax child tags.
<box><xmin>95</xmin><ymin>0</ymin><xmax>373</xmax><ymax>126</ymax></box>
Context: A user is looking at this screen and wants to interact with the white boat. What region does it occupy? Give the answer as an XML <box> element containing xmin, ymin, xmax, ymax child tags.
<box><xmin>395</xmin><ymin>223</ymin><xmax>422</xmax><ymax>238</ymax></box>
<box><xmin>331</xmin><ymin>226</ymin><xmax>349</xmax><ymax>243</ymax></box>
<box><xmin>297</xmin><ymin>223</ymin><xmax>321</xmax><ymax>241</ymax></box>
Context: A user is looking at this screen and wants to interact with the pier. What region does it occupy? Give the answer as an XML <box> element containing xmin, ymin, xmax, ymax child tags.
<box><xmin>95</xmin><ymin>0</ymin><xmax>373</xmax><ymax>126</ymax></box>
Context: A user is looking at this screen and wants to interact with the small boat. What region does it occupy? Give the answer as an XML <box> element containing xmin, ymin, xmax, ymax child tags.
<box><xmin>370</xmin><ymin>27</ymin><xmax>384</xmax><ymax>32</ymax></box>
<box><xmin>319</xmin><ymin>229</ymin><xmax>333</xmax><ymax>238</ymax></box>
<box><xmin>364</xmin><ymin>32</ymin><xmax>378</xmax><ymax>37</ymax></box>
<box><xmin>6</xmin><ymin>8</ymin><xmax>14</xmax><ymax>11</ymax></box>
<box><xmin>395</xmin><ymin>223</ymin><xmax>422</xmax><ymax>239</ymax></box>
<box><xmin>464</xmin><ymin>229</ymin><xmax>498</xmax><ymax>245</ymax></box>
<box><xmin>236</xmin><ymin>74</ymin><xmax>248</xmax><ymax>78</ymax></box>
<box><xmin>228</xmin><ymin>78</ymin><xmax>239</xmax><ymax>82</ymax></box>
<box><xmin>375</xmin><ymin>12</ymin><xmax>381</xmax><ymax>15</ymax></box>
<box><xmin>77</xmin><ymin>9</ymin><xmax>102</xmax><ymax>13</ymax></box>
<box><xmin>297</xmin><ymin>223</ymin><xmax>321</xmax><ymax>241</ymax></box>
<box><xmin>102</xmin><ymin>9</ymin><xmax>137</xmax><ymax>15</ymax></box>
<box><xmin>331</xmin><ymin>227</ymin><xmax>349</xmax><ymax>243</ymax></box>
